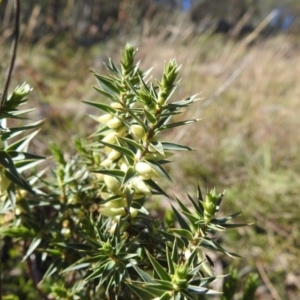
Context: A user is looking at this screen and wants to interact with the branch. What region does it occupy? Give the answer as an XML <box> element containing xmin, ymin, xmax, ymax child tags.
<box><xmin>0</xmin><ymin>0</ymin><xmax>20</xmax><ymax>114</ymax></box>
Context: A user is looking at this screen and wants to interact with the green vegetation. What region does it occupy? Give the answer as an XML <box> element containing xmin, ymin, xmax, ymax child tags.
<box><xmin>1</xmin><ymin>40</ymin><xmax>260</xmax><ymax>299</ymax></box>
<box><xmin>1</xmin><ymin>1</ymin><xmax>300</xmax><ymax>299</ymax></box>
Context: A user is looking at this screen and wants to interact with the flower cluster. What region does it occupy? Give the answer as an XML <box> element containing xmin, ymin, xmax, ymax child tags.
<box><xmin>87</xmin><ymin>45</ymin><xmax>199</xmax><ymax>223</ymax></box>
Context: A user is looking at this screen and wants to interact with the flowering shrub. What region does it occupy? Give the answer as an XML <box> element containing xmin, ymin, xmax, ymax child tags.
<box><xmin>0</xmin><ymin>45</ymin><xmax>258</xmax><ymax>300</ymax></box>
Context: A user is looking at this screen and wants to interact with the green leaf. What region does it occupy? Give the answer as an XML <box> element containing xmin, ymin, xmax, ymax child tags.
<box><xmin>166</xmin><ymin>246</ymin><xmax>175</xmax><ymax>275</ymax></box>
<box><xmin>158</xmin><ymin>291</ymin><xmax>173</xmax><ymax>300</ymax></box>
<box><xmin>213</xmin><ymin>212</ymin><xmax>243</xmax><ymax>224</ymax></box>
<box><xmin>127</xmin><ymin>283</ymin><xmax>156</xmax><ymax>300</ymax></box>
<box><xmin>178</xmin><ymin>290</ymin><xmax>198</xmax><ymax>300</ymax></box>
<box><xmin>169</xmin><ymin>228</ymin><xmax>194</xmax><ymax>241</ymax></box>
<box><xmin>131</xmin><ymin>265</ymin><xmax>156</xmax><ymax>283</ymax></box>
<box><xmin>144</xmin><ymin>108</ymin><xmax>157</xmax><ymax>124</ymax></box>
<box><xmin>82</xmin><ymin>101</ymin><xmax>117</xmax><ymax>114</ymax></box>
<box><xmin>197</xmin><ymin>185</ymin><xmax>204</xmax><ymax>201</ymax></box>
<box><xmin>143</xmin><ymin>281</ymin><xmax>174</xmax><ymax>291</ymax></box>
<box><xmin>43</xmin><ymin>263</ymin><xmax>58</xmax><ymax>279</ymax></box>
<box><xmin>117</xmin><ymin>135</ymin><xmax>145</xmax><ymax>151</ymax></box>
<box><xmin>144</xmin><ymin>179</ymin><xmax>169</xmax><ymax>197</ymax></box>
<box><xmin>105</xmin><ymin>59</ymin><xmax>121</xmax><ymax>75</ymax></box>
<box><xmin>126</xmin><ymin>109</ymin><xmax>148</xmax><ymax>132</ymax></box>
<box><xmin>186</xmin><ymin>194</ymin><xmax>204</xmax><ymax>217</ymax></box>
<box><xmin>93</xmin><ymin>86</ymin><xmax>118</xmax><ymax>101</ymax></box>
<box><xmin>200</xmin><ymin>238</ymin><xmax>241</xmax><ymax>258</ymax></box>
<box><xmin>8</xmin><ymin>151</ymin><xmax>45</xmax><ymax>161</ymax></box>
<box><xmin>161</xmin><ymin>142</ymin><xmax>193</xmax><ymax>151</ymax></box>
<box><xmin>156</xmin><ymin>119</ymin><xmax>200</xmax><ymax>131</ymax></box>
<box><xmin>91</xmin><ymin>169</ymin><xmax>125</xmax><ymax>177</ymax></box>
<box><xmin>145</xmin><ymin>250</ymin><xmax>171</xmax><ymax>282</ymax></box>
<box><xmin>149</xmin><ymin>141</ymin><xmax>164</xmax><ymax>155</ymax></box>
<box><xmin>171</xmin><ymin>204</ymin><xmax>190</xmax><ymax>231</ymax></box>
<box><xmin>92</xmin><ymin>72</ymin><xmax>120</xmax><ymax>95</ymax></box>
<box><xmin>122</xmin><ymin>166</ymin><xmax>137</xmax><ymax>186</ymax></box>
<box><xmin>159</xmin><ymin>230</ymin><xmax>187</xmax><ymax>249</ymax></box>
<box><xmin>23</xmin><ymin>237</ymin><xmax>42</xmax><ymax>261</ymax></box>
<box><xmin>99</xmin><ymin>140</ymin><xmax>135</xmax><ymax>164</ymax></box>
<box><xmin>62</xmin><ymin>263</ymin><xmax>90</xmax><ymax>273</ymax></box>
<box><xmin>4</xmin><ymin>169</ymin><xmax>34</xmax><ymax>193</ymax></box>
<box><xmin>0</xmin><ymin>226</ymin><xmax>35</xmax><ymax>238</ymax></box>
<box><xmin>187</xmin><ymin>285</ymin><xmax>221</xmax><ymax>295</ymax></box>
<box><xmin>6</xmin><ymin>130</ymin><xmax>40</xmax><ymax>151</ymax></box>
<box><xmin>167</xmin><ymin>95</ymin><xmax>199</xmax><ymax>108</ymax></box>
<box><xmin>148</xmin><ymin>160</ymin><xmax>172</xmax><ymax>181</ymax></box>
<box><xmin>124</xmin><ymin>188</ymin><xmax>134</xmax><ymax>209</ymax></box>
<box><xmin>3</xmin><ymin>120</ymin><xmax>44</xmax><ymax>133</ymax></box>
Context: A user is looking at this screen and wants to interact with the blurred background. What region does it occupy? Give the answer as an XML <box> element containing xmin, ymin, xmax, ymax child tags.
<box><xmin>1</xmin><ymin>0</ymin><xmax>300</xmax><ymax>299</ymax></box>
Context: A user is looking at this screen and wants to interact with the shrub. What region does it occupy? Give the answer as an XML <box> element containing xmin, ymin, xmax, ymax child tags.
<box><xmin>0</xmin><ymin>42</ymin><xmax>260</xmax><ymax>300</ymax></box>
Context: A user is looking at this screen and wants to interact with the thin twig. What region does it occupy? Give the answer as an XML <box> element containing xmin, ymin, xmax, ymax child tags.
<box><xmin>0</xmin><ymin>0</ymin><xmax>20</xmax><ymax>115</ymax></box>
<box><xmin>256</xmin><ymin>259</ymin><xmax>282</xmax><ymax>300</ymax></box>
<box><xmin>0</xmin><ymin>1</ymin><xmax>20</xmax><ymax>298</ymax></box>
<box><xmin>25</xmin><ymin>256</ymin><xmax>50</xmax><ymax>300</ymax></box>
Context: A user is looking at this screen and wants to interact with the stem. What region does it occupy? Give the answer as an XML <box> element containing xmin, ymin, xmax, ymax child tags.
<box><xmin>0</xmin><ymin>0</ymin><xmax>20</xmax><ymax>115</ymax></box>
<box><xmin>0</xmin><ymin>2</ymin><xmax>20</xmax><ymax>298</ymax></box>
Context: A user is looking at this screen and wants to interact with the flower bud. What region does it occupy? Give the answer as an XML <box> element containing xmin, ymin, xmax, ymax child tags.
<box><xmin>102</xmin><ymin>132</ymin><xmax>117</xmax><ymax>144</ymax></box>
<box><xmin>120</xmin><ymin>162</ymin><xmax>128</xmax><ymax>172</ymax></box>
<box><xmin>107</xmin><ymin>117</ymin><xmax>123</xmax><ymax>129</ymax></box>
<box><xmin>108</xmin><ymin>149</ymin><xmax>122</xmax><ymax>161</ymax></box>
<box><xmin>104</xmin><ymin>175</ymin><xmax>122</xmax><ymax>195</ymax></box>
<box><xmin>115</xmin><ymin>126</ymin><xmax>128</xmax><ymax>137</ymax></box>
<box><xmin>148</xmin><ymin>143</ymin><xmax>159</xmax><ymax>153</ymax></box>
<box><xmin>95</xmin><ymin>173</ymin><xmax>104</xmax><ymax>181</ymax></box>
<box><xmin>135</xmin><ymin>162</ymin><xmax>152</xmax><ymax>175</ymax></box>
<box><xmin>130</xmin><ymin>207</ymin><xmax>139</xmax><ymax>219</ymax></box>
<box><xmin>61</xmin><ymin>228</ymin><xmax>71</xmax><ymax>238</ymax></box>
<box><xmin>100</xmin><ymin>158</ymin><xmax>113</xmax><ymax>167</ymax></box>
<box><xmin>14</xmin><ymin>83</ymin><xmax>32</xmax><ymax>96</ymax></box>
<box><xmin>135</xmin><ymin>162</ymin><xmax>159</xmax><ymax>179</ymax></box>
<box><xmin>111</xmin><ymin>102</ymin><xmax>124</xmax><ymax>109</ymax></box>
<box><xmin>97</xmin><ymin>113</ymin><xmax>113</xmax><ymax>124</ymax></box>
<box><xmin>0</xmin><ymin>173</ymin><xmax>11</xmax><ymax>193</ymax></box>
<box><xmin>131</xmin><ymin>125</ymin><xmax>145</xmax><ymax>139</ymax></box>
<box><xmin>103</xmin><ymin>198</ymin><xmax>126</xmax><ymax>209</ymax></box>
<box><xmin>130</xmin><ymin>177</ymin><xmax>151</xmax><ymax>195</ymax></box>
<box><xmin>100</xmin><ymin>192</ymin><xmax>111</xmax><ymax>200</ymax></box>
<box><xmin>132</xmin><ymin>192</ymin><xmax>146</xmax><ymax>200</ymax></box>
<box><xmin>99</xmin><ymin>206</ymin><xmax>126</xmax><ymax>217</ymax></box>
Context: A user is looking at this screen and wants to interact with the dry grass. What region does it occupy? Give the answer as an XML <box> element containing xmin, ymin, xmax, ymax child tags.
<box><xmin>1</xmin><ymin>27</ymin><xmax>300</xmax><ymax>298</ymax></box>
